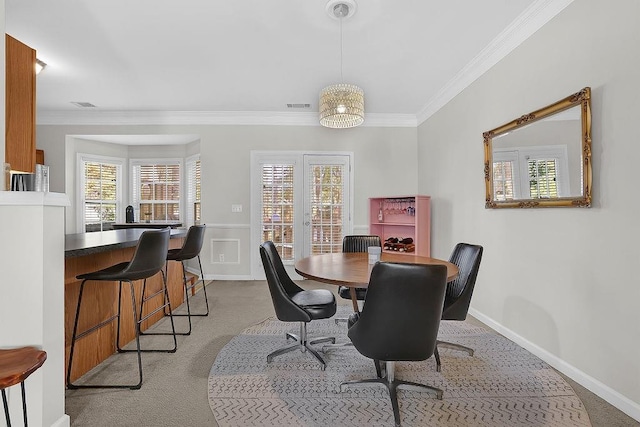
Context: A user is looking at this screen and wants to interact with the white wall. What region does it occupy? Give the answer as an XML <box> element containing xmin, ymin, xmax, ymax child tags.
<box><xmin>37</xmin><ymin>123</ymin><xmax>418</xmax><ymax>278</ymax></box>
<box><xmin>417</xmin><ymin>0</ymin><xmax>640</xmax><ymax>419</ymax></box>
<box><xmin>0</xmin><ymin>193</ymin><xmax>70</xmax><ymax>427</ymax></box>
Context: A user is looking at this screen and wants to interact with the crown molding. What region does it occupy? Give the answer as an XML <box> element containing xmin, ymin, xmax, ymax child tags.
<box><xmin>416</xmin><ymin>0</ymin><xmax>574</xmax><ymax>126</ymax></box>
<box><xmin>36</xmin><ymin>110</ymin><xmax>417</xmax><ymax>128</ymax></box>
<box><xmin>36</xmin><ymin>0</ymin><xmax>570</xmax><ymax>130</ymax></box>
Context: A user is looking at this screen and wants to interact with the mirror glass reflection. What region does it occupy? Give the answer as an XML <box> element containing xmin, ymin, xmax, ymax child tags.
<box><xmin>484</xmin><ymin>87</ymin><xmax>591</xmax><ymax>208</ymax></box>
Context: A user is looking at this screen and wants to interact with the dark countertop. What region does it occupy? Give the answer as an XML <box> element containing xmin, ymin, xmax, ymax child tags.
<box><xmin>65</xmin><ymin>228</ymin><xmax>187</xmax><ymax>258</ymax></box>
<box><xmin>112</xmin><ymin>222</ymin><xmax>182</xmax><ymax>229</ymax></box>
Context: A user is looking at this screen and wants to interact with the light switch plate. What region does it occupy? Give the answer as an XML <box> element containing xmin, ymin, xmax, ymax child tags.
<box><xmin>231</xmin><ymin>204</ymin><xmax>242</xmax><ymax>213</ymax></box>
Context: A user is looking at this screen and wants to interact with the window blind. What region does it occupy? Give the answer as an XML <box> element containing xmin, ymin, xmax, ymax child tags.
<box><xmin>308</xmin><ymin>164</ymin><xmax>344</xmax><ymax>255</ymax></box>
<box><xmin>186</xmin><ymin>156</ymin><xmax>201</xmax><ymax>226</ymax></box>
<box><xmin>528</xmin><ymin>159</ymin><xmax>558</xmax><ymax>198</ymax></box>
<box><xmin>132</xmin><ymin>162</ymin><xmax>181</xmax><ymax>222</ymax></box>
<box><xmin>82</xmin><ymin>160</ymin><xmax>120</xmax><ymax>232</ymax></box>
<box><xmin>261</xmin><ymin>164</ymin><xmax>295</xmax><ymax>261</ymax></box>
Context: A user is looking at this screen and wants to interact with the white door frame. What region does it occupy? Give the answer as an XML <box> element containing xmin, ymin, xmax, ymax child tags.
<box><xmin>250</xmin><ymin>150</ymin><xmax>354</xmax><ymax>279</ymax></box>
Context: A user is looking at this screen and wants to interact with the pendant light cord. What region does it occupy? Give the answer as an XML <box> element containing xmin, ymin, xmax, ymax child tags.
<box><xmin>340</xmin><ymin>15</ymin><xmax>344</xmax><ymax>83</ymax></box>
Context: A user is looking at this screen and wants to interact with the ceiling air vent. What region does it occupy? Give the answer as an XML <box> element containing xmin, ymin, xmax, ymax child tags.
<box><xmin>71</xmin><ymin>101</ymin><xmax>96</xmax><ymax>108</ymax></box>
<box><xmin>287</xmin><ymin>103</ymin><xmax>311</xmax><ymax>109</ymax></box>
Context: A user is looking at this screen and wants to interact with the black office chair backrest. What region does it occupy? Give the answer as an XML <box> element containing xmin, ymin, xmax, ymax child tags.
<box><xmin>442</xmin><ymin>243</ymin><xmax>483</xmax><ymax>320</ymax></box>
<box><xmin>342</xmin><ymin>235</ymin><xmax>382</xmax><ymax>253</ymax></box>
<box><xmin>347</xmin><ymin>262</ymin><xmax>447</xmax><ymax>362</ymax></box>
<box><xmin>260</xmin><ymin>241</ymin><xmax>303</xmax><ymax>295</ymax></box>
<box><xmin>260</xmin><ymin>242</ymin><xmax>311</xmax><ymax>322</ymax></box>
<box><xmin>122</xmin><ymin>228</ymin><xmax>171</xmax><ymax>280</ymax></box>
<box><xmin>171</xmin><ymin>224</ymin><xmax>206</xmax><ymax>260</ymax></box>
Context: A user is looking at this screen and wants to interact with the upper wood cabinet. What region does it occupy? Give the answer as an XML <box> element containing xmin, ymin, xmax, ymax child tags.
<box><xmin>5</xmin><ymin>34</ymin><xmax>36</xmax><ymax>173</ymax></box>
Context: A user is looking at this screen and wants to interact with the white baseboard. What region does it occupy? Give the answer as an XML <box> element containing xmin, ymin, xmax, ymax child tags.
<box><xmin>51</xmin><ymin>414</ymin><xmax>70</xmax><ymax>427</ymax></box>
<box><xmin>210</xmin><ymin>274</ymin><xmax>254</xmax><ymax>281</ymax></box>
<box><xmin>468</xmin><ymin>308</ymin><xmax>640</xmax><ymax>422</ymax></box>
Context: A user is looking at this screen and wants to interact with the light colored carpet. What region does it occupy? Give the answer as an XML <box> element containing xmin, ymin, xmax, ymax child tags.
<box><xmin>65</xmin><ymin>281</ymin><xmax>636</xmax><ymax>426</ymax></box>
<box><xmin>208</xmin><ymin>305</ymin><xmax>592</xmax><ymax>427</ymax></box>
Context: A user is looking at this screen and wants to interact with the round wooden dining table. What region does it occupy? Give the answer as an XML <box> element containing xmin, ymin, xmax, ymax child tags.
<box><xmin>294</xmin><ymin>252</ymin><xmax>459</xmax><ymax>313</ymax></box>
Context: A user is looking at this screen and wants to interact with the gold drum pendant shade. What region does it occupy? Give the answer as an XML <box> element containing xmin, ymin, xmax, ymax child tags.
<box><xmin>319</xmin><ymin>83</ymin><xmax>364</xmax><ymax>128</ymax></box>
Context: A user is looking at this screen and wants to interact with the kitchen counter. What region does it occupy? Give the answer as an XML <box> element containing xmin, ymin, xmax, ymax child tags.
<box><xmin>64</xmin><ymin>229</ymin><xmax>187</xmax><ymax>382</ymax></box>
<box><xmin>112</xmin><ymin>222</ymin><xmax>182</xmax><ymax>230</ymax></box>
<box><xmin>65</xmin><ymin>228</ymin><xmax>186</xmax><ymax>258</ymax></box>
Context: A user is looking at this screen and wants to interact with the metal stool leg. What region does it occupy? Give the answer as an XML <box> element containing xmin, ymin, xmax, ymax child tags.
<box><xmin>69</xmin><ymin>280</ymin><xmax>143</xmax><ymax>389</ymax></box>
<box><xmin>67</xmin><ymin>279</ymin><xmax>88</xmax><ymax>388</ymax></box>
<box><xmin>161</xmin><ymin>270</ymin><xmax>178</xmax><ymax>350</ymax></box>
<box><xmin>20</xmin><ymin>382</ymin><xmax>27</xmax><ymax>427</ymax></box>
<box><xmin>2</xmin><ymin>388</ymin><xmax>11</xmax><ymax>427</ymax></box>
<box><xmin>127</xmin><ymin>274</ymin><xmax>178</xmax><ymax>351</ymax></box>
<box><xmin>115</xmin><ymin>281</ymin><xmax>124</xmax><ymax>352</ymax></box>
<box><xmin>128</xmin><ymin>280</ymin><xmax>143</xmax><ymax>389</ymax></box>
<box><xmin>163</xmin><ymin>261</ymin><xmax>193</xmax><ymax>335</ymax></box>
<box><xmin>195</xmin><ymin>255</ymin><xmax>210</xmax><ymax>315</ymax></box>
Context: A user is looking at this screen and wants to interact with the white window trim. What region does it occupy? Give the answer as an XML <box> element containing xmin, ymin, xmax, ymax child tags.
<box><xmin>185</xmin><ymin>154</ymin><xmax>201</xmax><ymax>228</ymax></box>
<box><xmin>76</xmin><ymin>153</ymin><xmax>125</xmax><ymax>233</ymax></box>
<box><xmin>492</xmin><ymin>150</ymin><xmax>521</xmax><ymax>200</ymax></box>
<box><xmin>130</xmin><ymin>157</ymin><xmax>184</xmax><ymax>222</ymax></box>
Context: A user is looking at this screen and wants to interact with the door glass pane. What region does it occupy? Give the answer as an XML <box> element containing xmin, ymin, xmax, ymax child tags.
<box><xmin>528</xmin><ymin>159</ymin><xmax>558</xmax><ymax>199</ymax></box>
<box><xmin>309</xmin><ymin>165</ymin><xmax>344</xmax><ymax>255</ymax></box>
<box><xmin>261</xmin><ymin>164</ymin><xmax>295</xmax><ymax>261</ymax></box>
<box><xmin>83</xmin><ymin>161</ymin><xmax>119</xmax><ymax>232</ymax></box>
<box><xmin>493</xmin><ymin>161</ymin><xmax>514</xmax><ymax>201</ymax></box>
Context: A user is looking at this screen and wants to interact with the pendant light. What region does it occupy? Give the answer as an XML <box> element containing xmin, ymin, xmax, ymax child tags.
<box><xmin>319</xmin><ymin>0</ymin><xmax>365</xmax><ymax>129</ymax></box>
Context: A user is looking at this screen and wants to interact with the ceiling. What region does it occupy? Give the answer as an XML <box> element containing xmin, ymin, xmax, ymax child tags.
<box><xmin>5</xmin><ymin>0</ymin><xmax>569</xmax><ymax>127</ymax></box>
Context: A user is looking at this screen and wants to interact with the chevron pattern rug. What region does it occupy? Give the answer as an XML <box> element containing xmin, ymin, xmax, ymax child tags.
<box><xmin>208</xmin><ymin>306</ymin><xmax>591</xmax><ymax>426</ymax></box>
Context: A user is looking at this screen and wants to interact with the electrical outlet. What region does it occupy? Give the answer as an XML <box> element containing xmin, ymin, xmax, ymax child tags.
<box><xmin>231</xmin><ymin>204</ymin><xmax>242</xmax><ymax>213</ymax></box>
<box><xmin>219</xmin><ymin>254</ymin><xmax>225</xmax><ymax>262</ymax></box>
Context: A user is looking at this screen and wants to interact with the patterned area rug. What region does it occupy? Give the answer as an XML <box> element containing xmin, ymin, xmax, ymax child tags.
<box><xmin>208</xmin><ymin>306</ymin><xmax>591</xmax><ymax>426</ymax></box>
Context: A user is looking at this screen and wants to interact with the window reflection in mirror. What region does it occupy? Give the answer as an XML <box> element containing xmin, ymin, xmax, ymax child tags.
<box><xmin>484</xmin><ymin>87</ymin><xmax>591</xmax><ymax>208</ymax></box>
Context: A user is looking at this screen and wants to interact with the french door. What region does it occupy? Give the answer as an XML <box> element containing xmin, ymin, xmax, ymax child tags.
<box><xmin>251</xmin><ymin>152</ymin><xmax>352</xmax><ymax>278</ymax></box>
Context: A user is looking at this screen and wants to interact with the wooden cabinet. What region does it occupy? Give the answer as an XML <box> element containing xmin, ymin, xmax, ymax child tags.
<box><xmin>5</xmin><ymin>34</ymin><xmax>36</xmax><ymax>173</ymax></box>
<box><xmin>369</xmin><ymin>195</ymin><xmax>431</xmax><ymax>257</ymax></box>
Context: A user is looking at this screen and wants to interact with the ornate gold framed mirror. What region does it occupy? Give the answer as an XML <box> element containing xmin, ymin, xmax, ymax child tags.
<box><xmin>483</xmin><ymin>87</ymin><xmax>592</xmax><ymax>208</ymax></box>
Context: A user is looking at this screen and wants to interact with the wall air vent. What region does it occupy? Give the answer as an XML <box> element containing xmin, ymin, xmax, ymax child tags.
<box><xmin>287</xmin><ymin>103</ymin><xmax>311</xmax><ymax>109</ymax></box>
<box><xmin>71</xmin><ymin>101</ymin><xmax>96</xmax><ymax>108</ymax></box>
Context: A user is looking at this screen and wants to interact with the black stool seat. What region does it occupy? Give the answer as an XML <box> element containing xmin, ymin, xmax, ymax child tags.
<box><xmin>67</xmin><ymin>228</ymin><xmax>176</xmax><ymax>390</ymax></box>
<box><xmin>77</xmin><ymin>262</ymin><xmax>152</xmax><ymax>281</ymax></box>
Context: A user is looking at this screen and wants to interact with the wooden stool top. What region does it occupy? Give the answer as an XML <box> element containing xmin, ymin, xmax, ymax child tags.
<box><xmin>0</xmin><ymin>347</ymin><xmax>47</xmax><ymax>389</ymax></box>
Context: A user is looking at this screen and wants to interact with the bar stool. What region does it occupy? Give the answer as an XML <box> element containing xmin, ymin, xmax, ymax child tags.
<box><xmin>165</xmin><ymin>224</ymin><xmax>209</xmax><ymax>335</ymax></box>
<box><xmin>0</xmin><ymin>346</ymin><xmax>47</xmax><ymax>427</ymax></box>
<box><xmin>67</xmin><ymin>228</ymin><xmax>176</xmax><ymax>390</ymax></box>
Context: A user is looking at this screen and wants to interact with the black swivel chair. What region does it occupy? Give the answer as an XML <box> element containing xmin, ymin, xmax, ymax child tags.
<box><xmin>433</xmin><ymin>242</ymin><xmax>483</xmax><ymax>372</ymax></box>
<box><xmin>259</xmin><ymin>241</ymin><xmax>337</xmax><ymax>370</ymax></box>
<box><xmin>336</xmin><ymin>235</ymin><xmax>381</xmax><ymax>318</ymax></box>
<box><xmin>67</xmin><ymin>228</ymin><xmax>176</xmax><ymax>390</ymax></box>
<box><xmin>164</xmin><ymin>224</ymin><xmax>209</xmax><ymax>335</ymax></box>
<box><xmin>341</xmin><ymin>262</ymin><xmax>448</xmax><ymax>427</ymax></box>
